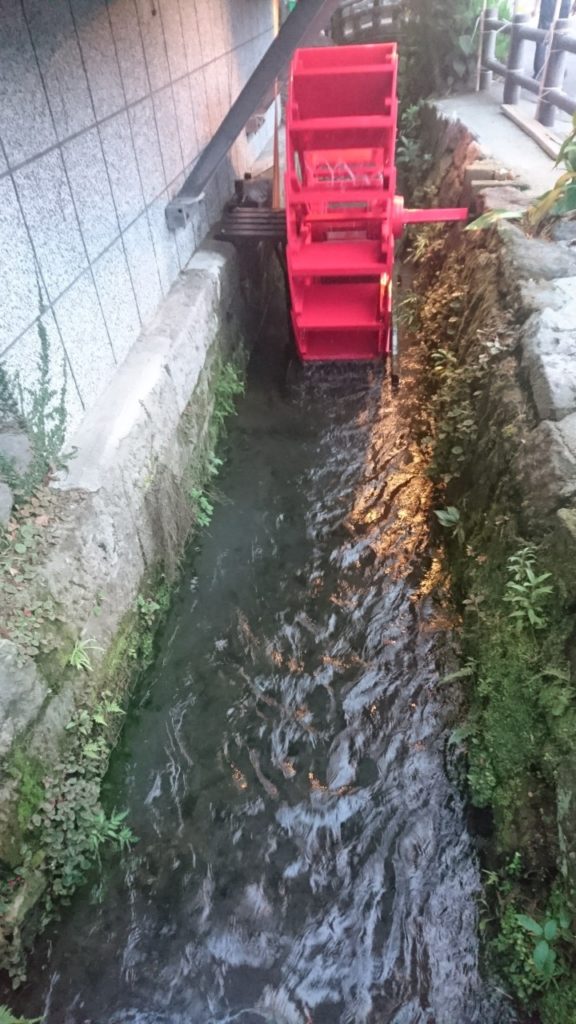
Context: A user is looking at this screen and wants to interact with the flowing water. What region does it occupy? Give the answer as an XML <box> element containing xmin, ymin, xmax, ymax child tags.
<box><xmin>15</xmin><ymin>333</ymin><xmax>513</xmax><ymax>1024</ymax></box>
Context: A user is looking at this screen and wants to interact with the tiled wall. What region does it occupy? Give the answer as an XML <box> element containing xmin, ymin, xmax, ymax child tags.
<box><xmin>0</xmin><ymin>0</ymin><xmax>274</xmax><ymax>437</ymax></box>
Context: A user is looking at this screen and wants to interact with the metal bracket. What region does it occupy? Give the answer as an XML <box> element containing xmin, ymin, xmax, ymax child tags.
<box><xmin>165</xmin><ymin>0</ymin><xmax>343</xmax><ymax>231</ymax></box>
<box><xmin>165</xmin><ymin>193</ymin><xmax>205</xmax><ymax>232</ymax></box>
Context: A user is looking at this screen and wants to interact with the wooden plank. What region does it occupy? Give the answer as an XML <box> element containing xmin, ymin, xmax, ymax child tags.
<box><xmin>501</xmin><ymin>104</ymin><xmax>562</xmax><ymax>160</ymax></box>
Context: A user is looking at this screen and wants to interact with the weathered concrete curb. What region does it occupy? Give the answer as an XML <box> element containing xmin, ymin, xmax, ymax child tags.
<box><xmin>0</xmin><ymin>240</ymin><xmax>246</xmax><ymax>865</ymax></box>
<box><xmin>44</xmin><ymin>241</ymin><xmax>242</xmax><ymax>662</ymax></box>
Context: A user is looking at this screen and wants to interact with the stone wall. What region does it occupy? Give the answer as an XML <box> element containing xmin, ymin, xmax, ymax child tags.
<box><xmin>420</xmin><ymin>104</ymin><xmax>576</xmax><ymax>521</ymax></box>
<box><xmin>0</xmin><ymin>0</ymin><xmax>274</xmax><ymax>439</ymax></box>
<box><xmin>415</xmin><ymin>100</ymin><xmax>576</xmax><ymax>907</ymax></box>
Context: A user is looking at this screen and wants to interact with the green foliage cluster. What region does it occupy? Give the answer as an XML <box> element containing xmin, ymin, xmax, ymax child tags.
<box><xmin>0</xmin><ymin>1008</ymin><xmax>40</xmax><ymax>1024</ymax></box>
<box><xmin>0</xmin><ymin>316</ymin><xmax>70</xmax><ymax>504</ymax></box>
<box><xmin>0</xmin><ymin>492</ymin><xmax>64</xmax><ymax>659</ymax></box>
<box><xmin>530</xmin><ymin>113</ymin><xmax>576</xmax><ymax>225</ymax></box>
<box><xmin>185</xmin><ymin>356</ymin><xmax>244</xmax><ymax>530</ymax></box>
<box><xmin>0</xmin><ymin>314</ymin><xmax>71</xmax><ymax>660</ymax></box>
<box><xmin>400</xmin><ymin>0</ymin><xmax>511</xmax><ymax>105</ymax></box>
<box><xmin>133</xmin><ymin>580</ymin><xmax>171</xmax><ymax>668</ymax></box>
<box><xmin>0</xmin><ymin>694</ymin><xmax>135</xmax><ymax>986</ymax></box>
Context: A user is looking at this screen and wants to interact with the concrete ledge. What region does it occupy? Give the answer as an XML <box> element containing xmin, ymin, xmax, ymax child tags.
<box><xmin>42</xmin><ymin>242</ymin><xmax>241</xmax><ymax>654</ymax></box>
<box><xmin>0</xmin><ymin>240</ymin><xmax>246</xmax><ymax>863</ymax></box>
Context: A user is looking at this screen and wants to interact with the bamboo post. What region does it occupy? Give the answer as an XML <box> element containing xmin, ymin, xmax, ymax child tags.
<box><xmin>480</xmin><ymin>7</ymin><xmax>499</xmax><ymax>89</ymax></box>
<box><xmin>476</xmin><ymin>0</ymin><xmax>488</xmax><ymax>91</ymax></box>
<box><xmin>503</xmin><ymin>14</ymin><xmax>530</xmax><ymax>103</ymax></box>
<box><xmin>536</xmin><ymin>15</ymin><xmax>570</xmax><ymax>126</ymax></box>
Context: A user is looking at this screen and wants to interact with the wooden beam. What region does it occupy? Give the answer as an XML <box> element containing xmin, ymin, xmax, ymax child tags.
<box><xmin>500</xmin><ymin>103</ymin><xmax>562</xmax><ymax>159</ymax></box>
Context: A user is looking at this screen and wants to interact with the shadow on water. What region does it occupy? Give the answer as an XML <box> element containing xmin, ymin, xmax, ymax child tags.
<box><xmin>13</xmin><ymin>289</ymin><xmax>515</xmax><ymax>1024</ymax></box>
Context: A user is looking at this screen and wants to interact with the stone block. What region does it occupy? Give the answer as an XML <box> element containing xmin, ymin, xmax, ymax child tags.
<box><xmin>173</xmin><ymin>210</ymin><xmax>197</xmax><ymax>271</ymax></box>
<box><xmin>0</xmin><ymin>176</ymin><xmax>42</xmax><ymax>351</ymax></box>
<box><xmin>0</xmin><ymin>430</ymin><xmax>32</xmax><ymax>474</ymax></box>
<box><xmin>464</xmin><ymin>160</ymin><xmax>513</xmax><ymax>188</ymax></box>
<box><xmin>92</xmin><ymin>238</ymin><xmax>141</xmax><ymax>364</ymax></box>
<box><xmin>500</xmin><ymin>223</ymin><xmax>576</xmax><ymax>282</ymax></box>
<box><xmin>521</xmin><ymin>285</ymin><xmax>576</xmax><ymax>421</ymax></box>
<box><xmin>181</xmin><ymin>1</ymin><xmax>203</xmax><ymax>72</ymax></box>
<box><xmin>147</xmin><ymin>191</ymin><xmax>181</xmax><ymax>294</ymax></box>
<box><xmin>107</xmin><ymin>0</ymin><xmax>149</xmax><ymax>105</ymax></box>
<box><xmin>552</xmin><ymin>508</ymin><xmax>576</xmax><ymax>602</ymax></box>
<box><xmin>0</xmin><ymin>0</ymin><xmax>56</xmax><ymax>166</ymax></box>
<box><xmin>173</xmin><ymin>77</ymin><xmax>199</xmax><ymax>168</ymax></box>
<box><xmin>53</xmin><ymin>270</ymin><xmax>117</xmax><ymax>405</ymax></box>
<box><xmin>519</xmin><ymin>413</ymin><xmax>576</xmax><ymax>513</ymax></box>
<box><xmin>519</xmin><ymin>275</ymin><xmax>576</xmax><ymax>316</ymax></box>
<box><xmin>62</xmin><ymin>128</ymin><xmax>120</xmax><ymax>262</ymax></box>
<box><xmin>129</xmin><ymin>97</ymin><xmax>167</xmax><ymax>205</ymax></box>
<box><xmin>0</xmin><ymin>482</ymin><xmax>14</xmax><ymax>524</ymax></box>
<box><xmin>0</xmin><ymin>640</ymin><xmax>48</xmax><ymax>760</ymax></box>
<box><xmin>160</xmin><ymin>0</ymin><xmax>188</xmax><ymax>82</ymax></box>
<box><xmin>122</xmin><ymin>211</ymin><xmax>164</xmax><ymax>324</ymax></box>
<box><xmin>477</xmin><ymin>184</ymin><xmax>532</xmax><ymax>214</ymax></box>
<box><xmin>100</xmin><ymin>110</ymin><xmax>145</xmax><ymax>230</ymax></box>
<box><xmin>558</xmin><ymin>751</ymin><xmax>576</xmax><ymax>889</ymax></box>
<box><xmin>153</xmin><ymin>85</ymin><xmax>184</xmax><ymax>186</ymax></box>
<box><xmin>70</xmin><ymin>0</ymin><xmax>124</xmax><ymax>120</ymax></box>
<box><xmin>14</xmin><ymin>149</ymin><xmax>88</xmax><ymax>303</ymax></box>
<box><xmin>24</xmin><ymin>0</ymin><xmax>93</xmax><ymax>141</ymax></box>
<box><xmin>194</xmin><ymin>0</ymin><xmax>216</xmax><ymax>62</ymax></box>
<box><xmin>135</xmin><ymin>0</ymin><xmax>171</xmax><ymax>92</ymax></box>
<box><xmin>190</xmin><ymin>68</ymin><xmax>211</xmax><ymax>149</ymax></box>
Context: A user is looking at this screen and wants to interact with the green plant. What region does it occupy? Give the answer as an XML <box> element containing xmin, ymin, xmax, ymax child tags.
<box><xmin>465</xmin><ymin>208</ymin><xmax>523</xmax><ymax>231</ymax></box>
<box><xmin>0</xmin><ymin>492</ymin><xmax>64</xmax><ymax>659</ymax></box>
<box><xmin>212</xmin><ymin>361</ymin><xmax>244</xmax><ymax>430</ymax></box>
<box><xmin>0</xmin><ymin>313</ymin><xmax>70</xmax><ymax>502</ymax></box>
<box><xmin>66</xmin><ymin>636</ymin><xmax>102</xmax><ymax>673</ymax></box>
<box><xmin>516</xmin><ymin>911</ymin><xmax>571</xmax><ymax>983</ymax></box>
<box><xmin>32</xmin><ymin>697</ymin><xmax>133</xmax><ymax>897</ymax></box>
<box><xmin>0</xmin><ymin>1008</ymin><xmax>41</xmax><ymax>1024</ymax></box>
<box><xmin>491</xmin><ymin>904</ymin><xmax>547</xmax><ymax>1003</ymax></box>
<box><xmin>136</xmin><ymin>594</ymin><xmax>162</xmax><ymax>628</ymax></box>
<box><xmin>396</xmin><ymin>292</ymin><xmax>421</xmax><ymax>331</ymax></box>
<box><xmin>434</xmin><ymin>505</ymin><xmax>465</xmax><ymax>543</ymax></box>
<box><xmin>189</xmin><ymin>487</ymin><xmax>214</xmax><ymax>527</ymax></box>
<box><xmin>504</xmin><ymin>545</ymin><xmax>553</xmax><ymax>629</ymax></box>
<box><xmin>530</xmin><ymin>114</ymin><xmax>576</xmax><ymax>226</ymax></box>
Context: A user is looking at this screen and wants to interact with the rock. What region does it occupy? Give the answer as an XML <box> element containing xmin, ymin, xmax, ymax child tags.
<box><xmin>552</xmin><ymin>508</ymin><xmax>576</xmax><ymax>602</ymax></box>
<box><xmin>476</xmin><ymin>184</ymin><xmax>532</xmax><ymax>213</ymax></box>
<box><xmin>557</xmin><ymin>752</ymin><xmax>576</xmax><ymax>890</ymax></box>
<box><xmin>519</xmin><ymin>275</ymin><xmax>576</xmax><ymax>316</ymax></box>
<box><xmin>500</xmin><ymin>223</ymin><xmax>576</xmax><ymax>281</ymax></box>
<box><xmin>0</xmin><ymin>639</ymin><xmax>49</xmax><ymax>759</ymax></box>
<box><xmin>464</xmin><ymin>159</ymin><xmax>514</xmax><ymax>186</ymax></box>
<box><xmin>550</xmin><ymin>218</ymin><xmax>576</xmax><ymax>245</ymax></box>
<box><xmin>518</xmin><ymin>413</ymin><xmax>576</xmax><ymax>513</ymax></box>
<box><xmin>521</xmin><ymin>297</ymin><xmax>576</xmax><ymax>421</ymax></box>
<box><xmin>0</xmin><ymin>429</ymin><xmax>32</xmax><ymax>475</ymax></box>
<box><xmin>0</xmin><ymin>480</ymin><xmax>13</xmax><ymax>523</ymax></box>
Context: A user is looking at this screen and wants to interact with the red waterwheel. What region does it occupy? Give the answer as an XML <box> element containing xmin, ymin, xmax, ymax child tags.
<box><xmin>285</xmin><ymin>42</ymin><xmax>468</xmax><ymax>363</ymax></box>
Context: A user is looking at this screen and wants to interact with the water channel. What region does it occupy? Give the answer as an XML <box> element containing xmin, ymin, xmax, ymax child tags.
<box><xmin>15</xmin><ymin>312</ymin><xmax>513</xmax><ymax>1024</ymax></box>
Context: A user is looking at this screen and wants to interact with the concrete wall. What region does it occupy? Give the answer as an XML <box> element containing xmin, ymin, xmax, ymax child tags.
<box><xmin>0</xmin><ymin>0</ymin><xmax>274</xmax><ymax>438</ymax></box>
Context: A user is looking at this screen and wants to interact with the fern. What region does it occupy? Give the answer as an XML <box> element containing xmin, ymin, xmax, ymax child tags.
<box><xmin>0</xmin><ymin>1007</ymin><xmax>41</xmax><ymax>1024</ymax></box>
